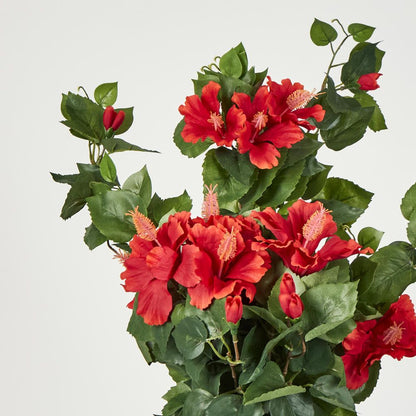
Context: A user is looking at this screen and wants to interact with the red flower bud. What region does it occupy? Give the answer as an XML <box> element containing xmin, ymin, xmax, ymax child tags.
<box><xmin>357</xmin><ymin>73</ymin><xmax>382</xmax><ymax>91</ymax></box>
<box><xmin>103</xmin><ymin>106</ymin><xmax>116</xmax><ymax>130</ymax></box>
<box><xmin>279</xmin><ymin>273</ymin><xmax>304</xmax><ymax>319</ymax></box>
<box><xmin>112</xmin><ymin>110</ymin><xmax>125</xmax><ymax>131</ymax></box>
<box><xmin>225</xmin><ymin>295</ymin><xmax>243</xmax><ymax>324</ymax></box>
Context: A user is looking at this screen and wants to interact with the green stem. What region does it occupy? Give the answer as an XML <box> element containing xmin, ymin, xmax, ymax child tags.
<box><xmin>321</xmin><ymin>34</ymin><xmax>351</xmax><ymax>91</ymax></box>
<box><xmin>77</xmin><ymin>86</ymin><xmax>90</xmax><ymax>99</ymax></box>
<box><xmin>207</xmin><ymin>340</ymin><xmax>228</xmax><ymax>361</ymax></box>
<box><xmin>332</xmin><ymin>18</ymin><xmax>349</xmax><ymax>37</ymax></box>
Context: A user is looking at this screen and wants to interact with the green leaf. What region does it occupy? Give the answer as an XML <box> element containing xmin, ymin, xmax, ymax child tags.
<box><xmin>325</xmin><ymin>78</ymin><xmax>361</xmax><ymax>114</ymax></box>
<box><xmin>407</xmin><ymin>211</ymin><xmax>416</xmax><ymax>246</ymax></box>
<box><xmin>301</xmin><ymin>282</ymin><xmax>358</xmax><ymax>342</ymax></box>
<box><xmin>310</xmin><ymin>19</ymin><xmax>338</xmax><ymax>46</ymax></box>
<box><xmin>205</xmin><ymin>395</ymin><xmax>242</xmax><ymax>416</ymax></box>
<box><xmin>172</xmin><ymin>316</ymin><xmax>208</xmax><ymax>360</ymax></box>
<box><xmin>239</xmin><ymin>325</ymin><xmax>269</xmax><ymax>386</ymax></box>
<box><xmin>350</xmin><ymin>361</ymin><xmax>380</xmax><ymax>404</ymax></box>
<box><xmin>350</xmin><ymin>256</ymin><xmax>377</xmax><ymax>297</ymax></box>
<box><xmin>353</xmin><ymin>91</ymin><xmax>387</xmax><ymax>132</ymax></box>
<box><xmin>84</xmin><ymin>223</ymin><xmax>107</xmax><ymax>250</ymax></box>
<box><xmin>220</xmin><ymin>47</ymin><xmax>243</xmax><ymax>78</ymax></box>
<box><xmin>86</xmin><ymin>189</ymin><xmax>144</xmax><ymax>242</ymax></box>
<box><xmin>61</xmin><ymin>92</ymin><xmax>105</xmax><ymax>143</ymax></box>
<box><xmin>309</xmin><ymin>375</ymin><xmax>355</xmax><ymax>411</ymax></box>
<box><xmin>147</xmin><ymin>191</ymin><xmax>192</xmax><ymax>226</ymax></box>
<box><xmin>99</xmin><ymin>153</ymin><xmax>117</xmax><ymax>183</ymax></box>
<box><xmin>341</xmin><ymin>43</ymin><xmax>377</xmax><ymax>87</ymax></box>
<box><xmin>215</xmin><ymin>147</ymin><xmax>256</xmax><ymax>186</ymax></box>
<box><xmin>101</xmin><ymin>135</ymin><xmax>156</xmax><ymax>153</ymax></box>
<box><xmin>360</xmin><ymin>242</ymin><xmax>416</xmax><ymax>306</ymax></box>
<box><xmin>357</xmin><ymin>227</ymin><xmax>384</xmax><ymax>251</ymax></box>
<box><xmin>347</xmin><ymin>23</ymin><xmax>375</xmax><ymax>43</ymax></box>
<box><xmin>162</xmin><ymin>383</ymin><xmax>191</xmax><ymax>416</ymax></box>
<box><xmin>269</xmin><ymin>393</ymin><xmax>317</xmax><ymax>416</ymax></box>
<box><xmin>401</xmin><ymin>182</ymin><xmax>416</xmax><ymax>220</ymax></box>
<box><xmin>122</xmin><ymin>165</ymin><xmax>152</xmax><ymax>208</ymax></box>
<box><xmin>94</xmin><ymin>82</ymin><xmax>118</xmax><ymax>107</ymax></box>
<box><xmin>258</xmin><ymin>160</ymin><xmax>305</xmax><ymax>208</ymax></box>
<box><xmin>182</xmin><ymin>389</ymin><xmax>213</xmax><ymax>416</ymax></box>
<box><xmin>244</xmin><ymin>306</ymin><xmax>286</xmax><ymax>332</ymax></box>
<box><xmin>50</xmin><ymin>172</ymin><xmax>79</xmax><ymax>185</ymax></box>
<box><xmin>303</xmin><ymin>164</ymin><xmax>332</xmax><ymax>200</ymax></box>
<box><xmin>320</xmin><ymin>107</ymin><xmax>374</xmax><ymax>150</ymax></box>
<box><xmin>112</xmin><ymin>106</ymin><xmax>134</xmax><ymax>135</ymax></box>
<box><xmin>203</xmin><ymin>149</ymin><xmax>252</xmax><ymax>206</ymax></box>
<box><xmin>173</xmin><ymin>119</ymin><xmax>214</xmax><ymax>158</ymax></box>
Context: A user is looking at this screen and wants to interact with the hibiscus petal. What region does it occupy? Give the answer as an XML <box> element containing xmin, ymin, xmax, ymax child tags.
<box><xmin>146</xmin><ymin>246</ymin><xmax>178</xmax><ymax>281</ymax></box>
<box><xmin>201</xmin><ymin>81</ymin><xmax>221</xmax><ymax>113</ymax></box>
<box><xmin>173</xmin><ymin>245</ymin><xmax>202</xmax><ymax>288</ymax></box>
<box><xmin>136</xmin><ymin>279</ymin><xmax>172</xmax><ymax>326</ymax></box>
<box><xmin>247</xmin><ymin>141</ymin><xmax>281</xmax><ymax>169</ymax></box>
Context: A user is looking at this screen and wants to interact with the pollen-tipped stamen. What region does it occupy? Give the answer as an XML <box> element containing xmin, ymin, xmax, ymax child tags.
<box><xmin>208</xmin><ymin>112</ymin><xmax>224</xmax><ymax>131</ymax></box>
<box><xmin>202</xmin><ymin>184</ymin><xmax>219</xmax><ymax>220</ymax></box>
<box><xmin>252</xmin><ymin>111</ymin><xmax>268</xmax><ymax>131</ymax></box>
<box><xmin>218</xmin><ymin>227</ymin><xmax>237</xmax><ymax>262</ymax></box>
<box><xmin>126</xmin><ymin>206</ymin><xmax>159</xmax><ymax>244</ymax></box>
<box><xmin>302</xmin><ymin>205</ymin><xmax>330</xmax><ymax>244</ymax></box>
<box><xmin>382</xmin><ymin>321</ymin><xmax>405</xmax><ymax>346</ymax></box>
<box><xmin>286</xmin><ymin>88</ymin><xmax>322</xmax><ymax>111</ymax></box>
<box><xmin>113</xmin><ymin>249</ymin><xmax>130</xmax><ymax>265</ymax></box>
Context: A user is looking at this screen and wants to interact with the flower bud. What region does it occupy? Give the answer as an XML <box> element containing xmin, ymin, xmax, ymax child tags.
<box><xmin>112</xmin><ymin>110</ymin><xmax>125</xmax><ymax>131</ymax></box>
<box><xmin>357</xmin><ymin>73</ymin><xmax>382</xmax><ymax>91</ymax></box>
<box><xmin>225</xmin><ymin>295</ymin><xmax>243</xmax><ymax>324</ymax></box>
<box><xmin>279</xmin><ymin>272</ymin><xmax>304</xmax><ymax>319</ymax></box>
<box><xmin>103</xmin><ymin>106</ymin><xmax>116</xmax><ymax>130</ymax></box>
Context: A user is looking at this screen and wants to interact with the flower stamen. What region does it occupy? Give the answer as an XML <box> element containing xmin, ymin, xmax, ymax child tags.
<box><xmin>302</xmin><ymin>205</ymin><xmax>330</xmax><ymax>243</ymax></box>
<box><xmin>252</xmin><ymin>111</ymin><xmax>268</xmax><ymax>131</ymax></box>
<box><xmin>202</xmin><ymin>184</ymin><xmax>219</xmax><ymax>220</ymax></box>
<box><xmin>208</xmin><ymin>112</ymin><xmax>224</xmax><ymax>131</ymax></box>
<box><xmin>126</xmin><ymin>206</ymin><xmax>159</xmax><ymax>244</ymax></box>
<box><xmin>286</xmin><ymin>88</ymin><xmax>321</xmax><ymax>111</ymax></box>
<box><xmin>383</xmin><ymin>321</ymin><xmax>405</xmax><ymax>346</ymax></box>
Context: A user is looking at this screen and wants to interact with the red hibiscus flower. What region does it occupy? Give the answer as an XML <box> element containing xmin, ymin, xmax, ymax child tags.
<box><xmin>278</xmin><ymin>272</ymin><xmax>304</xmax><ymax>319</ymax></box>
<box><xmin>252</xmin><ymin>200</ymin><xmax>372</xmax><ymax>277</ymax></box>
<box><xmin>342</xmin><ymin>295</ymin><xmax>416</xmax><ymax>389</ymax></box>
<box><xmin>267</xmin><ymin>77</ymin><xmax>325</xmax><ymax>131</ymax></box>
<box><xmin>357</xmin><ymin>73</ymin><xmax>382</xmax><ymax>91</ymax></box>
<box><xmin>231</xmin><ymin>87</ymin><xmax>304</xmax><ymax>169</ymax></box>
<box><xmin>178</xmin><ymin>81</ymin><xmax>246</xmax><ymax>147</ymax></box>
<box><xmin>121</xmin><ymin>209</ymin><xmax>202</xmax><ymax>325</ymax></box>
<box><xmin>187</xmin><ymin>214</ymin><xmax>270</xmax><ymax>310</ymax></box>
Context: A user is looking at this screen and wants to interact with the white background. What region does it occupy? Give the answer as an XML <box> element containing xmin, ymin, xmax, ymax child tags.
<box><xmin>2</xmin><ymin>0</ymin><xmax>416</xmax><ymax>415</ymax></box>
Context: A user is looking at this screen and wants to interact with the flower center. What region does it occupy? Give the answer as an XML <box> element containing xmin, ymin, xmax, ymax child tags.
<box><xmin>252</xmin><ymin>111</ymin><xmax>268</xmax><ymax>131</ymax></box>
<box><xmin>126</xmin><ymin>206</ymin><xmax>159</xmax><ymax>243</ymax></box>
<box><xmin>208</xmin><ymin>112</ymin><xmax>224</xmax><ymax>131</ymax></box>
<box><xmin>382</xmin><ymin>321</ymin><xmax>404</xmax><ymax>346</ymax></box>
<box><xmin>217</xmin><ymin>227</ymin><xmax>237</xmax><ymax>262</ymax></box>
<box><xmin>202</xmin><ymin>184</ymin><xmax>219</xmax><ymax>220</ymax></box>
<box><xmin>286</xmin><ymin>88</ymin><xmax>319</xmax><ymax>111</ymax></box>
<box><xmin>302</xmin><ymin>205</ymin><xmax>329</xmax><ymax>243</ymax></box>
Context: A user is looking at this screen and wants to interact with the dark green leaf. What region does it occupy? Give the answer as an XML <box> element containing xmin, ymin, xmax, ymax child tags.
<box><xmin>357</xmin><ymin>227</ymin><xmax>384</xmax><ymax>251</ymax></box>
<box><xmin>61</xmin><ymin>92</ymin><xmax>105</xmax><ymax>143</ymax></box>
<box><xmin>101</xmin><ymin>136</ymin><xmax>156</xmax><ymax>153</ymax></box>
<box><xmin>303</xmin><ymin>164</ymin><xmax>332</xmax><ymax>200</ymax></box>
<box><xmin>162</xmin><ymin>383</ymin><xmax>191</xmax><ymax>416</ymax></box>
<box><xmin>182</xmin><ymin>389</ymin><xmax>213</xmax><ymax>416</ymax></box>
<box><xmin>291</xmin><ymin>339</ymin><xmax>334</xmax><ymax>376</ymax></box>
<box><xmin>99</xmin><ymin>153</ymin><xmax>117</xmax><ymax>183</ymax></box>
<box><xmin>173</xmin><ymin>119</ymin><xmax>214</xmax><ymax>158</ymax></box>
<box><xmin>320</xmin><ymin>107</ymin><xmax>374</xmax><ymax>150</ymax></box>
<box><xmin>325</xmin><ymin>78</ymin><xmax>361</xmax><ymax>114</ymax></box>
<box><xmin>353</xmin><ymin>91</ymin><xmax>387</xmax><ymax>132</ymax></box>
<box><xmin>83</xmin><ymin>223</ymin><xmax>107</xmax><ymax>250</ymax></box>
<box><xmin>86</xmin><ymin>189</ymin><xmax>143</xmax><ymax>242</ymax></box>
<box><xmin>309</xmin><ymin>375</ymin><xmax>355</xmax><ymax>411</ymax></box>
<box><xmin>401</xmin><ymin>182</ymin><xmax>416</xmax><ymax>220</ymax></box>
<box><xmin>94</xmin><ymin>82</ymin><xmax>118</xmax><ymax>107</ymax></box>
<box><xmin>310</xmin><ymin>19</ymin><xmax>338</xmax><ymax>46</ymax></box>
<box><xmin>203</xmin><ymin>149</ymin><xmax>252</xmax><ymax>206</ymax></box>
<box><xmin>50</xmin><ymin>172</ymin><xmax>78</xmax><ymax>185</ymax></box>
<box><xmin>205</xmin><ymin>395</ymin><xmax>242</xmax><ymax>416</ymax></box>
<box><xmin>347</xmin><ymin>24</ymin><xmax>375</xmax><ymax>43</ymax></box>
<box><xmin>407</xmin><ymin>211</ymin><xmax>416</xmax><ymax>246</ymax></box>
<box><xmin>350</xmin><ymin>256</ymin><xmax>377</xmax><ymax>298</ymax></box>
<box><xmin>301</xmin><ymin>282</ymin><xmax>358</xmax><ymax>342</ymax></box>
<box><xmin>285</xmin><ymin>137</ymin><xmax>322</xmax><ymax>168</ymax></box>
<box><xmin>341</xmin><ymin>43</ymin><xmax>377</xmax><ymax>87</ymax></box>
<box><xmin>215</xmin><ymin>147</ymin><xmax>256</xmax><ymax>186</ymax></box>
<box><xmin>269</xmin><ymin>393</ymin><xmax>317</xmax><ymax>416</ymax></box>
<box><xmin>244</xmin><ymin>306</ymin><xmax>286</xmax><ymax>332</ymax></box>
<box><xmin>220</xmin><ymin>47</ymin><xmax>243</xmax><ymax>78</ymax></box>
<box><xmin>172</xmin><ymin>316</ymin><xmax>208</xmax><ymax>360</ymax></box>
<box><xmin>122</xmin><ymin>165</ymin><xmax>152</xmax><ymax>208</ymax></box>
<box><xmin>147</xmin><ymin>191</ymin><xmax>192</xmax><ymax>226</ymax></box>
<box><xmin>258</xmin><ymin>160</ymin><xmax>305</xmax><ymax>208</ymax></box>
<box><xmin>360</xmin><ymin>242</ymin><xmax>416</xmax><ymax>306</ymax></box>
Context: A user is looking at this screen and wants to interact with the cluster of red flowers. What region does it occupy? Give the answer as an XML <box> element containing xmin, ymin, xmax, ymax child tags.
<box><xmin>120</xmin><ymin>191</ymin><xmax>374</xmax><ymax>325</ymax></box>
<box><xmin>342</xmin><ymin>295</ymin><xmax>416</xmax><ymax>389</ymax></box>
<box><xmin>178</xmin><ymin>78</ymin><xmax>325</xmax><ymax>169</ymax></box>
<box><xmin>120</xmin><ymin>203</ymin><xmax>270</xmax><ymax>326</ymax></box>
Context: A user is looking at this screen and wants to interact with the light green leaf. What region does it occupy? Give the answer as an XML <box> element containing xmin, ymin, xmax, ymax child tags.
<box><xmin>357</xmin><ymin>227</ymin><xmax>384</xmax><ymax>251</ymax></box>
<box><xmin>348</xmin><ymin>23</ymin><xmax>375</xmax><ymax>42</ymax></box>
<box><xmin>94</xmin><ymin>82</ymin><xmax>118</xmax><ymax>107</ymax></box>
<box><xmin>99</xmin><ymin>153</ymin><xmax>117</xmax><ymax>183</ymax></box>
<box><xmin>310</xmin><ymin>19</ymin><xmax>338</xmax><ymax>46</ymax></box>
<box><xmin>122</xmin><ymin>165</ymin><xmax>152</xmax><ymax>208</ymax></box>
